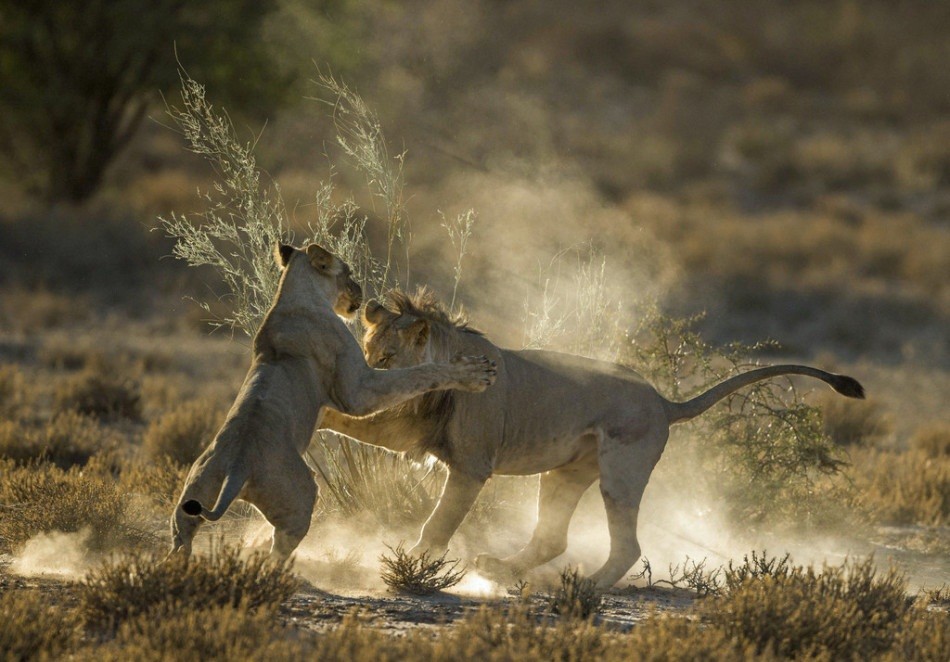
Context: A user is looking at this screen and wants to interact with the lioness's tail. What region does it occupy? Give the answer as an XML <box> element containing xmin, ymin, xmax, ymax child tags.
<box><xmin>180</xmin><ymin>468</ymin><xmax>249</xmax><ymax>522</ymax></box>
<box><xmin>663</xmin><ymin>365</ymin><xmax>864</xmax><ymax>424</ymax></box>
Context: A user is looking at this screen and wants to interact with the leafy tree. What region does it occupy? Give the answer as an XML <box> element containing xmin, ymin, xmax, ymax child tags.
<box><xmin>0</xmin><ymin>0</ymin><xmax>288</xmax><ymax>203</ymax></box>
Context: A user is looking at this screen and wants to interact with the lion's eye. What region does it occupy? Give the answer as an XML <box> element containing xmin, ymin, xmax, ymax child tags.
<box><xmin>377</xmin><ymin>352</ymin><xmax>395</xmax><ymax>368</ymax></box>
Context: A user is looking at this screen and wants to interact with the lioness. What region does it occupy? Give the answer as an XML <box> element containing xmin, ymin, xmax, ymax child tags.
<box><xmin>171</xmin><ymin>246</ymin><xmax>496</xmax><ymax>560</ymax></box>
<box><xmin>320</xmin><ymin>289</ymin><xmax>864</xmax><ymax>588</ymax></box>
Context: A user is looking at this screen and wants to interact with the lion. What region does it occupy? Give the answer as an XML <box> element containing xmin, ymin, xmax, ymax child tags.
<box><xmin>170</xmin><ymin>246</ymin><xmax>496</xmax><ymax>560</ymax></box>
<box><xmin>319</xmin><ymin>288</ymin><xmax>864</xmax><ymax>588</ymax></box>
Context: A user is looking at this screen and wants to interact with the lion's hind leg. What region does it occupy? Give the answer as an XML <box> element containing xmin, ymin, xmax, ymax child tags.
<box><xmin>247</xmin><ymin>455</ymin><xmax>318</xmax><ymax>562</ymax></box>
<box><xmin>475</xmin><ymin>452</ymin><xmax>598</xmax><ymax>582</ymax></box>
<box><xmin>587</xmin><ymin>425</ymin><xmax>668</xmax><ymax>590</ymax></box>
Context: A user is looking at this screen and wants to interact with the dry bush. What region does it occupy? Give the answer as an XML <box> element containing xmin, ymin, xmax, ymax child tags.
<box><xmin>315</xmin><ymin>438</ymin><xmax>445</xmax><ymax>530</ymax></box>
<box><xmin>91</xmin><ymin>604</ymin><xmax>305</xmax><ymax>661</ymax></box>
<box><xmin>142</xmin><ymin>399</ymin><xmax>221</xmax><ymax>465</ymax></box>
<box><xmin>849</xmin><ymin>447</ymin><xmax>950</xmax><ymax>526</ymax></box>
<box><xmin>0</xmin><ymin>589</ymin><xmax>79</xmax><ymax>660</ymax></box>
<box><xmin>705</xmin><ymin>556</ymin><xmax>911</xmax><ymax>659</ymax></box>
<box><xmin>118</xmin><ymin>456</ymin><xmax>189</xmax><ymax>509</ymax></box>
<box><xmin>549</xmin><ymin>566</ymin><xmax>601</xmax><ymax>620</ymax></box>
<box><xmin>0</xmin><ymin>458</ymin><xmax>148</xmax><ymax>554</ymax></box>
<box><xmin>0</xmin><ymin>411</ymin><xmax>113</xmax><ymax>468</ymax></box>
<box><xmin>911</xmin><ymin>423</ymin><xmax>950</xmax><ymax>458</ymax></box>
<box><xmin>379</xmin><ymin>543</ymin><xmax>465</xmax><ymax>595</ymax></box>
<box><xmin>39</xmin><ymin>340</ymin><xmax>108</xmax><ymax>371</ymax></box>
<box><xmin>79</xmin><ymin>546</ymin><xmax>297</xmax><ymax>633</ymax></box>
<box><xmin>54</xmin><ymin>368</ymin><xmax>143</xmax><ymax>421</ymax></box>
<box><xmin>817</xmin><ymin>393</ymin><xmax>892</xmax><ymax>446</ymax></box>
<box><xmin>0</xmin><ymin>364</ymin><xmax>29</xmax><ymax>418</ymax></box>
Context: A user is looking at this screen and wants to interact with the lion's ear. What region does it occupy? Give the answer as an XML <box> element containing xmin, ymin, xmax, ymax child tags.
<box><xmin>305</xmin><ymin>243</ymin><xmax>340</xmax><ymax>275</ymax></box>
<box><xmin>406</xmin><ymin>318</ymin><xmax>430</xmax><ymax>347</ymax></box>
<box><xmin>363</xmin><ymin>300</ymin><xmax>395</xmax><ymax>326</ymax></box>
<box><xmin>275</xmin><ymin>243</ymin><xmax>295</xmax><ymax>268</ymax></box>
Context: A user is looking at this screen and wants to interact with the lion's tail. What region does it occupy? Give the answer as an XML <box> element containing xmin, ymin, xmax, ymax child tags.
<box><xmin>663</xmin><ymin>365</ymin><xmax>864</xmax><ymax>425</ymax></box>
<box><xmin>180</xmin><ymin>467</ymin><xmax>250</xmax><ymax>522</ymax></box>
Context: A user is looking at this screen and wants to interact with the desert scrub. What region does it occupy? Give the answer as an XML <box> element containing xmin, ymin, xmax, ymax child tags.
<box><xmin>0</xmin><ymin>589</ymin><xmax>79</xmax><ymax>660</ymax></box>
<box><xmin>849</xmin><ymin>446</ymin><xmax>950</xmax><ymax>526</ymax></box>
<box><xmin>314</xmin><ymin>438</ymin><xmax>444</xmax><ymax>529</ymax></box>
<box><xmin>91</xmin><ymin>604</ymin><xmax>305</xmax><ymax>660</ymax></box>
<box><xmin>705</xmin><ymin>556</ymin><xmax>911</xmax><ymax>659</ymax></box>
<box><xmin>0</xmin><ymin>458</ymin><xmax>149</xmax><ymax>554</ymax></box>
<box><xmin>79</xmin><ymin>545</ymin><xmax>297</xmax><ymax>633</ymax></box>
<box><xmin>142</xmin><ymin>399</ymin><xmax>221</xmax><ymax>465</ymax></box>
<box><xmin>0</xmin><ymin>411</ymin><xmax>119</xmax><ymax>469</ymax></box>
<box><xmin>549</xmin><ymin>566</ymin><xmax>602</xmax><ymax>619</ymax></box>
<box><xmin>911</xmin><ymin>422</ymin><xmax>950</xmax><ymax>458</ymax></box>
<box><xmin>816</xmin><ymin>392</ymin><xmax>892</xmax><ymax>446</ymax></box>
<box><xmin>54</xmin><ymin>367</ymin><xmax>142</xmax><ymax>421</ymax></box>
<box><xmin>379</xmin><ymin>543</ymin><xmax>465</xmax><ymax>595</ymax></box>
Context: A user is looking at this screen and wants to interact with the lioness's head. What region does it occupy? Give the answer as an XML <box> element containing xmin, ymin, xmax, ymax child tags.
<box><xmin>275</xmin><ymin>243</ymin><xmax>363</xmax><ymax>318</ymax></box>
<box><xmin>361</xmin><ymin>300</ymin><xmax>430</xmax><ymax>368</ymax></box>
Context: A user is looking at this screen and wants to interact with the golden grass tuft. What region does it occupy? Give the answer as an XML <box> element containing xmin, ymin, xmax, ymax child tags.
<box><xmin>0</xmin><ymin>590</ymin><xmax>80</xmax><ymax>660</ymax></box>
<box><xmin>78</xmin><ymin>545</ymin><xmax>297</xmax><ymax>634</ymax></box>
<box><xmin>549</xmin><ymin>566</ymin><xmax>602</xmax><ymax>620</ymax></box>
<box><xmin>142</xmin><ymin>399</ymin><xmax>221</xmax><ymax>465</ymax></box>
<box><xmin>54</xmin><ymin>368</ymin><xmax>142</xmax><ymax>421</ymax></box>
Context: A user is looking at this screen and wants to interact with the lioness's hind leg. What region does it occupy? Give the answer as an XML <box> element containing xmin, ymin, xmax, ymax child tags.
<box><xmin>249</xmin><ymin>456</ymin><xmax>318</xmax><ymax>561</ymax></box>
<box><xmin>588</xmin><ymin>428</ymin><xmax>667</xmax><ymax>589</ymax></box>
<box><xmin>475</xmin><ymin>454</ymin><xmax>598</xmax><ymax>581</ymax></box>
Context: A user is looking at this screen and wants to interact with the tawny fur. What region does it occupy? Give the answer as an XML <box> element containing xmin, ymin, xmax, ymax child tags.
<box><xmin>320</xmin><ymin>287</ymin><xmax>864</xmax><ymax>588</ymax></box>
<box><xmin>170</xmin><ymin>250</ymin><xmax>496</xmax><ymax>560</ymax></box>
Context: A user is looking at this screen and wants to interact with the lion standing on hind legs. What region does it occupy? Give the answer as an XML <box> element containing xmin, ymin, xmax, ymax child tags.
<box><xmin>320</xmin><ymin>288</ymin><xmax>865</xmax><ymax>589</ymax></box>
<box><xmin>170</xmin><ymin>245</ymin><xmax>496</xmax><ymax>561</ymax></box>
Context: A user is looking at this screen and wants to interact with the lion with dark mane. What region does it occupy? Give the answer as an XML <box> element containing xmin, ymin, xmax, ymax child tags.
<box><xmin>321</xmin><ymin>288</ymin><xmax>864</xmax><ymax>588</ymax></box>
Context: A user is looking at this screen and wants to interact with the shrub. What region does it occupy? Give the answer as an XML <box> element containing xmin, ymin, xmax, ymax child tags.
<box><xmin>79</xmin><ymin>545</ymin><xmax>297</xmax><ymax>633</ymax></box>
<box><xmin>705</xmin><ymin>556</ymin><xmax>912</xmax><ymax>659</ymax></box>
<box><xmin>817</xmin><ymin>393</ymin><xmax>892</xmax><ymax>446</ymax></box>
<box><xmin>379</xmin><ymin>543</ymin><xmax>465</xmax><ymax>595</ymax></box>
<box><xmin>314</xmin><ymin>438</ymin><xmax>444</xmax><ymax>529</ymax></box>
<box><xmin>549</xmin><ymin>566</ymin><xmax>601</xmax><ymax>619</ymax></box>
<box><xmin>96</xmin><ymin>604</ymin><xmax>305</xmax><ymax>660</ymax></box>
<box><xmin>0</xmin><ymin>458</ymin><xmax>147</xmax><ymax>554</ymax></box>
<box><xmin>54</xmin><ymin>368</ymin><xmax>142</xmax><ymax>421</ymax></box>
<box><xmin>911</xmin><ymin>423</ymin><xmax>950</xmax><ymax>458</ymax></box>
<box><xmin>850</xmin><ymin>447</ymin><xmax>950</xmax><ymax>526</ymax></box>
<box><xmin>0</xmin><ymin>364</ymin><xmax>27</xmax><ymax>418</ymax></box>
<box><xmin>142</xmin><ymin>399</ymin><xmax>221</xmax><ymax>465</ymax></box>
<box><xmin>0</xmin><ymin>590</ymin><xmax>79</xmax><ymax>659</ymax></box>
<box><xmin>0</xmin><ymin>412</ymin><xmax>111</xmax><ymax>468</ymax></box>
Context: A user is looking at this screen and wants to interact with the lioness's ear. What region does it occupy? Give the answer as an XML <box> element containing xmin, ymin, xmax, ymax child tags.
<box><xmin>306</xmin><ymin>243</ymin><xmax>340</xmax><ymax>275</ymax></box>
<box><xmin>363</xmin><ymin>299</ymin><xmax>395</xmax><ymax>326</ymax></box>
<box><xmin>406</xmin><ymin>318</ymin><xmax>430</xmax><ymax>347</ymax></box>
<box><xmin>275</xmin><ymin>243</ymin><xmax>295</xmax><ymax>268</ymax></box>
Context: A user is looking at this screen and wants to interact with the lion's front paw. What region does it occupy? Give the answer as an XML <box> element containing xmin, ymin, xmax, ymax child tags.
<box><xmin>474</xmin><ymin>553</ymin><xmax>519</xmax><ymax>583</ymax></box>
<box><xmin>451</xmin><ymin>354</ymin><xmax>497</xmax><ymax>392</ymax></box>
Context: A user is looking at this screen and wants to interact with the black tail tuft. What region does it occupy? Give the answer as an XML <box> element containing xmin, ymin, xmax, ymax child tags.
<box><xmin>181</xmin><ymin>500</ymin><xmax>203</xmax><ymax>517</ymax></box>
<box><xmin>830</xmin><ymin>374</ymin><xmax>865</xmax><ymax>399</ymax></box>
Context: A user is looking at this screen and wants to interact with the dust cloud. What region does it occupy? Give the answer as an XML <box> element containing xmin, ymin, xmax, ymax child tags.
<box><xmin>11</xmin><ymin>529</ymin><xmax>96</xmax><ymax>579</ymax></box>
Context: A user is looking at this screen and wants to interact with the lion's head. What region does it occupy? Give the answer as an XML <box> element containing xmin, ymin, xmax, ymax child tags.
<box><xmin>361</xmin><ymin>299</ymin><xmax>430</xmax><ymax>368</ymax></box>
<box><xmin>275</xmin><ymin>243</ymin><xmax>363</xmax><ymax>318</ymax></box>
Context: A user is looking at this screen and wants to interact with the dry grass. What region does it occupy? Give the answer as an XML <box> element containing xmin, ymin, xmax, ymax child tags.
<box><xmin>379</xmin><ymin>543</ymin><xmax>465</xmax><ymax>595</ymax></box>
<box><xmin>0</xmin><ymin>411</ymin><xmax>115</xmax><ymax>468</ymax></box>
<box><xmin>817</xmin><ymin>393</ymin><xmax>893</xmax><ymax>447</ymax></box>
<box><xmin>54</xmin><ymin>367</ymin><xmax>143</xmax><ymax>422</ymax></box>
<box><xmin>79</xmin><ymin>545</ymin><xmax>297</xmax><ymax>633</ymax></box>
<box><xmin>0</xmin><ymin>457</ymin><xmax>155</xmax><ymax>555</ymax></box>
<box><xmin>142</xmin><ymin>399</ymin><xmax>221</xmax><ymax>465</ymax></box>
<box><xmin>549</xmin><ymin>566</ymin><xmax>601</xmax><ymax>620</ymax></box>
<box><xmin>911</xmin><ymin>423</ymin><xmax>950</xmax><ymax>458</ymax></box>
<box><xmin>849</xmin><ymin>447</ymin><xmax>950</xmax><ymax>527</ymax></box>
<box><xmin>0</xmin><ymin>589</ymin><xmax>80</xmax><ymax>660</ymax></box>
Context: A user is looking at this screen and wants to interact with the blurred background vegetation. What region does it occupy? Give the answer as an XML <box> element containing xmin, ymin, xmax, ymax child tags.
<box><xmin>0</xmin><ymin>0</ymin><xmax>947</xmax><ymax>577</ymax></box>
